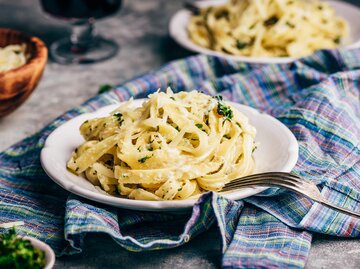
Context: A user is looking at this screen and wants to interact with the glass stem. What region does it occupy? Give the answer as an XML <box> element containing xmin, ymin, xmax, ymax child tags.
<box><xmin>70</xmin><ymin>19</ymin><xmax>95</xmax><ymax>53</ymax></box>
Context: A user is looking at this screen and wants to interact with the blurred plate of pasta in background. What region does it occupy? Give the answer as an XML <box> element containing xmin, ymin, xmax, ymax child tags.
<box><xmin>169</xmin><ymin>0</ymin><xmax>360</xmax><ymax>63</ymax></box>
<box><xmin>40</xmin><ymin>97</ymin><xmax>298</xmax><ymax>211</ymax></box>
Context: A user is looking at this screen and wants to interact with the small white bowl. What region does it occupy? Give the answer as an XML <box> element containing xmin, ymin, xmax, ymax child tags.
<box><xmin>169</xmin><ymin>0</ymin><xmax>360</xmax><ymax>64</ymax></box>
<box><xmin>23</xmin><ymin>236</ymin><xmax>55</xmax><ymax>269</ymax></box>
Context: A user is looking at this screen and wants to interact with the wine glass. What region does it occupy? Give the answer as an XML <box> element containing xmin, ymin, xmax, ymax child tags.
<box><xmin>40</xmin><ymin>0</ymin><xmax>122</xmax><ymax>64</ymax></box>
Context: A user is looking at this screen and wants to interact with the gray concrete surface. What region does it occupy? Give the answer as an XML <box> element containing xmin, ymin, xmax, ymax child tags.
<box><xmin>0</xmin><ymin>0</ymin><xmax>359</xmax><ymax>268</ymax></box>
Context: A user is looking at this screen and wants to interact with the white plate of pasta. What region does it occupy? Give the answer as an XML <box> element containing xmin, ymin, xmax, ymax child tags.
<box><xmin>41</xmin><ymin>90</ymin><xmax>298</xmax><ymax>211</ymax></box>
<box><xmin>169</xmin><ymin>0</ymin><xmax>360</xmax><ymax>63</ymax></box>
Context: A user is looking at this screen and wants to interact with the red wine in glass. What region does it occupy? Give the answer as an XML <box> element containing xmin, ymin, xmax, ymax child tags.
<box><xmin>40</xmin><ymin>0</ymin><xmax>122</xmax><ymax>64</ymax></box>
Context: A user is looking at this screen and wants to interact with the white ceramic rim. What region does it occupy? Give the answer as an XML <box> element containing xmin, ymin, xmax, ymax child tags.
<box><xmin>41</xmin><ymin>100</ymin><xmax>299</xmax><ymax>211</ymax></box>
<box><xmin>23</xmin><ymin>236</ymin><xmax>55</xmax><ymax>269</ymax></box>
<box><xmin>169</xmin><ymin>0</ymin><xmax>360</xmax><ymax>64</ymax></box>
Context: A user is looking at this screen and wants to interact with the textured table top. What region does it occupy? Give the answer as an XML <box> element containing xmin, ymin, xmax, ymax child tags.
<box><xmin>0</xmin><ymin>0</ymin><xmax>359</xmax><ymax>268</ymax></box>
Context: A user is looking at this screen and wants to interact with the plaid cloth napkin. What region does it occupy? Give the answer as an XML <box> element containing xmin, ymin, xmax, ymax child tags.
<box><xmin>1</xmin><ymin>48</ymin><xmax>360</xmax><ymax>268</ymax></box>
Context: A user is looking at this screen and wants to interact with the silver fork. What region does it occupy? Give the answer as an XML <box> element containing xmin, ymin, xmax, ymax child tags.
<box><xmin>222</xmin><ymin>172</ymin><xmax>360</xmax><ymax>218</ymax></box>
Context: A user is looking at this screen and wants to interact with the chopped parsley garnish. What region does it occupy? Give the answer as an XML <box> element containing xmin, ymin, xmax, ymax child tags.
<box><xmin>286</xmin><ymin>21</ymin><xmax>295</xmax><ymax>28</ymax></box>
<box><xmin>264</xmin><ymin>15</ymin><xmax>279</xmax><ymax>27</ymax></box>
<box><xmin>195</xmin><ymin>123</ymin><xmax>203</xmax><ymax>129</ymax></box>
<box><xmin>334</xmin><ymin>36</ymin><xmax>341</xmax><ymax>44</ymax></box>
<box><xmin>236</xmin><ymin>122</ymin><xmax>242</xmax><ymax>128</ymax></box>
<box><xmin>221</xmin><ymin>48</ymin><xmax>232</xmax><ymax>54</ymax></box>
<box><xmin>215</xmin><ymin>10</ymin><xmax>229</xmax><ymax>20</ymax></box>
<box><xmin>170</xmin><ymin>97</ymin><xmax>175</xmax><ymax>101</ymax></box>
<box><xmin>98</xmin><ymin>84</ymin><xmax>113</xmax><ymax>94</ymax></box>
<box><xmin>138</xmin><ymin>155</ymin><xmax>152</xmax><ymax>163</ymax></box>
<box><xmin>113</xmin><ymin>112</ymin><xmax>123</xmax><ymax>124</ymax></box>
<box><xmin>252</xmin><ymin>145</ymin><xmax>257</xmax><ymax>153</ymax></box>
<box><xmin>236</xmin><ymin>40</ymin><xmax>249</xmax><ymax>50</ymax></box>
<box><xmin>214</xmin><ymin>95</ymin><xmax>233</xmax><ymax>122</ymax></box>
<box><xmin>0</xmin><ymin>228</ymin><xmax>46</xmax><ymax>269</ymax></box>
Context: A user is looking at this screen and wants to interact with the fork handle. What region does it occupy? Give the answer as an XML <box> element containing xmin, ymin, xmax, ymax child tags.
<box><xmin>224</xmin><ymin>181</ymin><xmax>360</xmax><ymax>218</ymax></box>
<box><xmin>316</xmin><ymin>199</ymin><xmax>360</xmax><ymax>218</ymax></box>
<box><xmin>272</xmin><ymin>186</ymin><xmax>360</xmax><ymax>218</ymax></box>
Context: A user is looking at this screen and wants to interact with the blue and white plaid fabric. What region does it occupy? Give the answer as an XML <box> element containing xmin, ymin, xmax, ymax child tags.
<box><xmin>1</xmin><ymin>48</ymin><xmax>359</xmax><ymax>268</ymax></box>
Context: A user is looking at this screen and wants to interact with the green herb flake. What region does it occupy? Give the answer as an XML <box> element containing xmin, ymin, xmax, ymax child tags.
<box><xmin>236</xmin><ymin>40</ymin><xmax>249</xmax><ymax>50</ymax></box>
<box><xmin>98</xmin><ymin>84</ymin><xmax>113</xmax><ymax>94</ymax></box>
<box><xmin>236</xmin><ymin>122</ymin><xmax>242</xmax><ymax>128</ymax></box>
<box><xmin>138</xmin><ymin>155</ymin><xmax>152</xmax><ymax>163</ymax></box>
<box><xmin>221</xmin><ymin>48</ymin><xmax>232</xmax><ymax>54</ymax></box>
<box><xmin>170</xmin><ymin>97</ymin><xmax>176</xmax><ymax>101</ymax></box>
<box><xmin>113</xmin><ymin>112</ymin><xmax>123</xmax><ymax>124</ymax></box>
<box><xmin>252</xmin><ymin>145</ymin><xmax>257</xmax><ymax>153</ymax></box>
<box><xmin>334</xmin><ymin>36</ymin><xmax>341</xmax><ymax>44</ymax></box>
<box><xmin>286</xmin><ymin>21</ymin><xmax>295</xmax><ymax>28</ymax></box>
<box><xmin>215</xmin><ymin>10</ymin><xmax>229</xmax><ymax>20</ymax></box>
<box><xmin>213</xmin><ymin>95</ymin><xmax>233</xmax><ymax>122</ymax></box>
<box><xmin>195</xmin><ymin>123</ymin><xmax>203</xmax><ymax>129</ymax></box>
<box><xmin>263</xmin><ymin>15</ymin><xmax>279</xmax><ymax>27</ymax></box>
<box><xmin>0</xmin><ymin>228</ymin><xmax>46</xmax><ymax>269</ymax></box>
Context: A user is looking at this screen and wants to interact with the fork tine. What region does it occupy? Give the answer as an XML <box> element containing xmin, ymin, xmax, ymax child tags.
<box><xmin>245</xmin><ymin>172</ymin><xmax>301</xmax><ymax>178</ymax></box>
<box><xmin>224</xmin><ymin>173</ymin><xmax>303</xmax><ymax>188</ymax></box>
<box><xmin>222</xmin><ymin>178</ymin><xmax>301</xmax><ymax>192</ymax></box>
<box><xmin>225</xmin><ymin>177</ymin><xmax>299</xmax><ymax>188</ymax></box>
<box><xmin>225</xmin><ymin>172</ymin><xmax>302</xmax><ymax>184</ymax></box>
<box><xmin>225</xmin><ymin>177</ymin><xmax>298</xmax><ymax>188</ymax></box>
<box><xmin>222</xmin><ymin>181</ymin><xmax>299</xmax><ymax>193</ymax></box>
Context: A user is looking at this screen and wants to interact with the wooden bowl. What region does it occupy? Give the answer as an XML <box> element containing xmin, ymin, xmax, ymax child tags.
<box><xmin>0</xmin><ymin>28</ymin><xmax>47</xmax><ymax>117</ymax></box>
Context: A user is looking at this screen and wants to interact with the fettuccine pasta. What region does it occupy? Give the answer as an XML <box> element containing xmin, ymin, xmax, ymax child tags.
<box><xmin>0</xmin><ymin>44</ymin><xmax>28</xmax><ymax>72</ymax></box>
<box><xmin>67</xmin><ymin>89</ymin><xmax>257</xmax><ymax>200</ymax></box>
<box><xmin>188</xmin><ymin>0</ymin><xmax>349</xmax><ymax>57</ymax></box>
